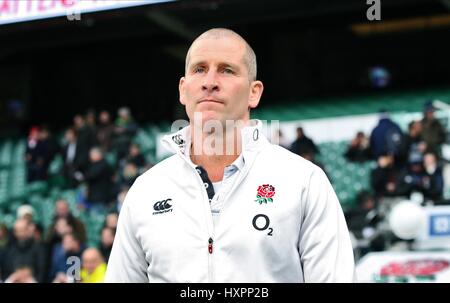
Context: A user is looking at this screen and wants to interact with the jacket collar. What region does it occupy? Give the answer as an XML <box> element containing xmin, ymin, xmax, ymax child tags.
<box><xmin>161</xmin><ymin>119</ymin><xmax>268</xmax><ymax>161</ymax></box>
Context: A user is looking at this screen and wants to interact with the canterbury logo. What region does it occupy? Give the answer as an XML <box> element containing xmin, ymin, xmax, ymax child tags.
<box><xmin>153</xmin><ymin>199</ymin><xmax>173</xmax><ymax>215</ymax></box>
<box><xmin>172</xmin><ymin>134</ymin><xmax>185</xmax><ymax>145</ymax></box>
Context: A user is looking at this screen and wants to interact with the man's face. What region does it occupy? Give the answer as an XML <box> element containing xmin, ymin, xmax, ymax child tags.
<box><xmin>63</xmin><ymin>235</ymin><xmax>79</xmax><ymax>253</ymax></box>
<box><xmin>90</xmin><ymin>150</ymin><xmax>102</xmax><ymax>162</ymax></box>
<box><xmin>65</xmin><ymin>130</ymin><xmax>75</xmax><ymax>142</ymax></box>
<box><xmin>56</xmin><ymin>201</ymin><xmax>70</xmax><ymax>217</ymax></box>
<box><xmin>101</xmin><ymin>228</ymin><xmax>115</xmax><ymax>246</ymax></box>
<box><xmin>99</xmin><ymin>111</ymin><xmax>110</xmax><ymax>124</ymax></box>
<box><xmin>82</xmin><ymin>251</ymin><xmax>101</xmax><ymax>274</ymax></box>
<box><xmin>179</xmin><ymin>36</ymin><xmax>263</xmax><ymax>127</ymax></box>
<box><xmin>14</xmin><ymin>220</ymin><xmax>30</xmax><ymax>241</ymax></box>
<box><xmin>424</xmin><ymin>153</ymin><xmax>436</xmax><ymax>167</ymax></box>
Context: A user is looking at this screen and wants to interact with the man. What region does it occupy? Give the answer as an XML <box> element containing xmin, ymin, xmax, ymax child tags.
<box><xmin>75</xmin><ymin>147</ymin><xmax>114</xmax><ymax>212</ymax></box>
<box><xmin>105</xmin><ymin>28</ymin><xmax>355</xmax><ymax>282</ymax></box>
<box><xmin>290</xmin><ymin>127</ymin><xmax>320</xmax><ymax>160</ymax></box>
<box><xmin>81</xmin><ymin>248</ymin><xmax>107</xmax><ymax>283</ymax></box>
<box><xmin>370</xmin><ymin>110</ymin><xmax>404</xmax><ymax>163</ymax></box>
<box><xmin>25</xmin><ymin>126</ymin><xmax>47</xmax><ymax>182</ymax></box>
<box><xmin>421</xmin><ymin>101</ymin><xmax>446</xmax><ymax>155</ymax></box>
<box><xmin>73</xmin><ymin>114</ymin><xmax>97</xmax><ymax>173</ymax></box>
<box><xmin>96</xmin><ymin>110</ymin><xmax>115</xmax><ymax>153</ymax></box>
<box><xmin>62</xmin><ymin>127</ymin><xmax>83</xmax><ymax>187</ymax></box>
<box><xmin>50</xmin><ymin>232</ymin><xmax>84</xmax><ymax>282</ymax></box>
<box><xmin>48</xmin><ymin>199</ymin><xmax>87</xmax><ymax>244</ymax></box>
<box><xmin>4</xmin><ymin>266</ymin><xmax>37</xmax><ymax>283</ymax></box>
<box><xmin>0</xmin><ymin>218</ymin><xmax>46</xmax><ymax>283</ymax></box>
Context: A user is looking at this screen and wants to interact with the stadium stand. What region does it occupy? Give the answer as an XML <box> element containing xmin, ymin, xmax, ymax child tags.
<box><xmin>1</xmin><ymin>87</ymin><xmax>449</xmax><ymax>238</ymax></box>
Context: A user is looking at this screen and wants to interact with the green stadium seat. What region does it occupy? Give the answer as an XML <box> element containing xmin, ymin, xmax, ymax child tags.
<box><xmin>26</xmin><ymin>181</ymin><xmax>49</xmax><ymax>196</ymax></box>
<box><xmin>1</xmin><ymin>213</ymin><xmax>15</xmax><ymax>229</ymax></box>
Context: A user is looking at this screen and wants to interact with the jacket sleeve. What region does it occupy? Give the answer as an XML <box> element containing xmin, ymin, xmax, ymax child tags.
<box><xmin>298</xmin><ymin>166</ymin><xmax>356</xmax><ymax>282</ymax></box>
<box><xmin>104</xmin><ymin>182</ymin><xmax>149</xmax><ymax>282</ymax></box>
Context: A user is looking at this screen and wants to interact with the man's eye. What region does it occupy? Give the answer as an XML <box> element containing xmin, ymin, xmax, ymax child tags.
<box><xmin>194</xmin><ymin>67</ymin><xmax>205</xmax><ymax>73</ymax></box>
<box><xmin>223</xmin><ymin>68</ymin><xmax>234</xmax><ymax>74</ymax></box>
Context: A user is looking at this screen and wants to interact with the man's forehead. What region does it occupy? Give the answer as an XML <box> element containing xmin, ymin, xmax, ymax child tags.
<box><xmin>187</xmin><ymin>36</ymin><xmax>246</xmax><ymax>65</ymax></box>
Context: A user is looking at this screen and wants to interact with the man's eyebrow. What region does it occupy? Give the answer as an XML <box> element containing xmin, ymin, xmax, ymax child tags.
<box><xmin>188</xmin><ymin>60</ymin><xmax>206</xmax><ymax>69</ymax></box>
<box><xmin>218</xmin><ymin>62</ymin><xmax>240</xmax><ymax>70</ymax></box>
<box><xmin>188</xmin><ymin>60</ymin><xmax>241</xmax><ymax>70</ymax></box>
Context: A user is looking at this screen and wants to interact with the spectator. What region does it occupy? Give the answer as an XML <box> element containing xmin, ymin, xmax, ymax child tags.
<box><xmin>52</xmin><ymin>272</ymin><xmax>70</xmax><ymax>283</ymax></box>
<box><xmin>369</xmin><ymin>110</ymin><xmax>404</xmax><ymax>163</ymax></box>
<box><xmin>396</xmin><ymin>158</ymin><xmax>428</xmax><ymax>199</ymax></box>
<box><xmin>0</xmin><ymin>218</ymin><xmax>46</xmax><ymax>282</ymax></box>
<box><xmin>50</xmin><ymin>233</ymin><xmax>84</xmax><ymax>282</ymax></box>
<box><xmin>81</xmin><ymin>248</ymin><xmax>107</xmax><ymax>283</ymax></box>
<box><xmin>124</xmin><ymin>143</ymin><xmax>146</xmax><ymax>169</ymax></box>
<box><xmin>16</xmin><ymin>204</ymin><xmax>35</xmax><ymax>222</ymax></box>
<box><xmin>75</xmin><ymin>147</ymin><xmax>114</xmax><ymax>212</ymax></box>
<box><xmin>96</xmin><ymin>110</ymin><xmax>115</xmax><ymax>153</ymax></box>
<box><xmin>421</xmin><ymin>101</ymin><xmax>446</xmax><ymax>155</ymax></box>
<box><xmin>4</xmin><ymin>266</ymin><xmax>37</xmax><ymax>283</ymax></box>
<box><xmin>46</xmin><ymin>217</ymin><xmax>74</xmax><ymax>250</ymax></box>
<box><xmin>45</xmin><ymin>217</ymin><xmax>77</xmax><ymax>276</ymax></box>
<box><xmin>38</xmin><ymin>126</ymin><xmax>60</xmax><ymax>173</ymax></box>
<box><xmin>400</xmin><ymin>120</ymin><xmax>426</xmax><ymax>166</ymax></box>
<box><xmin>118</xmin><ymin>162</ymin><xmax>139</xmax><ymax>188</ymax></box>
<box><xmin>345</xmin><ymin>191</ymin><xmax>384</xmax><ymax>254</ymax></box>
<box><xmin>423</xmin><ymin>152</ymin><xmax>444</xmax><ymax>202</ymax></box>
<box><xmin>99</xmin><ymin>227</ymin><xmax>115</xmax><ymax>263</ymax></box>
<box><xmin>114</xmin><ymin>107</ymin><xmax>138</xmax><ymax>161</ymax></box>
<box><xmin>73</xmin><ymin>114</ymin><xmax>97</xmax><ymax>173</ymax></box>
<box><xmin>62</xmin><ymin>127</ymin><xmax>83</xmax><ymax>188</ymax></box>
<box><xmin>115</xmin><ymin>188</ymin><xmax>128</xmax><ymax>213</ymax></box>
<box><xmin>85</xmin><ymin>109</ymin><xmax>97</xmax><ymax>131</ymax></box>
<box><xmin>49</xmin><ymin>199</ymin><xmax>87</xmax><ymax>244</ymax></box>
<box><xmin>394</xmin><ymin>152</ymin><xmax>444</xmax><ymax>202</ymax></box>
<box><xmin>371</xmin><ymin>154</ymin><xmax>402</xmax><ymax>198</ymax></box>
<box><xmin>25</xmin><ymin>126</ymin><xmax>47</xmax><ymax>182</ymax></box>
<box><xmin>344</xmin><ymin>131</ymin><xmax>371</xmax><ymax>162</ymax></box>
<box><xmin>105</xmin><ymin>213</ymin><xmax>119</xmax><ymax>230</ymax></box>
<box><xmin>289</xmin><ymin>127</ymin><xmax>320</xmax><ymax>160</ymax></box>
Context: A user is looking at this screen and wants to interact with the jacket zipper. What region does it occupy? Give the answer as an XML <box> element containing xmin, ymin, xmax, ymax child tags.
<box><xmin>208</xmin><ymin>237</ymin><xmax>214</xmax><ymax>282</ymax></box>
<box><xmin>208</xmin><ymin>237</ymin><xmax>214</xmax><ymax>254</ymax></box>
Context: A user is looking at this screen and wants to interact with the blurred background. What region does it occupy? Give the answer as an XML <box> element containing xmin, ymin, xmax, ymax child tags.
<box><xmin>1</xmin><ymin>0</ymin><xmax>450</xmax><ymax>283</ymax></box>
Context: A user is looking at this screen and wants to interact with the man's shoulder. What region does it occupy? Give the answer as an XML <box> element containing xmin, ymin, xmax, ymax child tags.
<box><xmin>136</xmin><ymin>154</ymin><xmax>181</xmax><ymax>182</ymax></box>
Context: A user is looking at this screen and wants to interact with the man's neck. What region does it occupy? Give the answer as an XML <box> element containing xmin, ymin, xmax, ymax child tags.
<box><xmin>190</xmin><ymin>125</ymin><xmax>243</xmax><ymax>182</ymax></box>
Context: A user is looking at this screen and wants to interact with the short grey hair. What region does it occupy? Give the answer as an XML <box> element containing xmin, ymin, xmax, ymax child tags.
<box><xmin>185</xmin><ymin>28</ymin><xmax>257</xmax><ymax>81</ymax></box>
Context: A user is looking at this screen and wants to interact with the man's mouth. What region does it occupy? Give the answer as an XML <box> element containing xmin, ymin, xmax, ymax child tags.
<box><xmin>198</xmin><ymin>99</ymin><xmax>223</xmax><ymax>104</ymax></box>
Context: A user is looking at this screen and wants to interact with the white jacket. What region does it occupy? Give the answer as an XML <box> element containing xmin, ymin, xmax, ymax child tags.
<box><xmin>105</xmin><ymin>120</ymin><xmax>356</xmax><ymax>283</ymax></box>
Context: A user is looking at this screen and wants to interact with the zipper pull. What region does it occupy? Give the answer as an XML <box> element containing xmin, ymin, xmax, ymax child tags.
<box><xmin>208</xmin><ymin>237</ymin><xmax>214</xmax><ymax>254</ymax></box>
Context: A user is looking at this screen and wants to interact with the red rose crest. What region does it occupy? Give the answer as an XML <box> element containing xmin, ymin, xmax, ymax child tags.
<box><xmin>255</xmin><ymin>184</ymin><xmax>275</xmax><ymax>204</ymax></box>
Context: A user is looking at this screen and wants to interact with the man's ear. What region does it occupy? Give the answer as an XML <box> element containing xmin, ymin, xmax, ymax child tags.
<box><xmin>179</xmin><ymin>77</ymin><xmax>186</xmax><ymax>106</ymax></box>
<box><xmin>248</xmin><ymin>80</ymin><xmax>264</xmax><ymax>109</ymax></box>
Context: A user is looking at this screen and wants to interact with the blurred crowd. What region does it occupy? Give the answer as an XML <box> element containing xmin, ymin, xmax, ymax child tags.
<box><xmin>278</xmin><ymin>101</ymin><xmax>449</xmax><ymax>258</ymax></box>
<box><xmin>1</xmin><ymin>100</ymin><xmax>448</xmax><ymax>281</ymax></box>
<box><xmin>0</xmin><ymin>107</ymin><xmax>152</xmax><ymax>283</ymax></box>
<box><xmin>0</xmin><ymin>200</ymin><xmax>118</xmax><ymax>283</ymax></box>
<box><xmin>25</xmin><ymin>106</ymin><xmax>151</xmax><ymax>212</ymax></box>
<box><xmin>343</xmin><ymin>102</ymin><xmax>448</xmax><ymax>256</ymax></box>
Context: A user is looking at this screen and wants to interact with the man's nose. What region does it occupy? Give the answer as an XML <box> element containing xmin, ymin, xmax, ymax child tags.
<box><xmin>202</xmin><ymin>70</ymin><xmax>219</xmax><ymax>92</ymax></box>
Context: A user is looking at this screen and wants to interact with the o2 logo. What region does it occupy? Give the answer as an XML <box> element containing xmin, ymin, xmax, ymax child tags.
<box><xmin>252</xmin><ymin>214</ymin><xmax>273</xmax><ymax>236</ymax></box>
